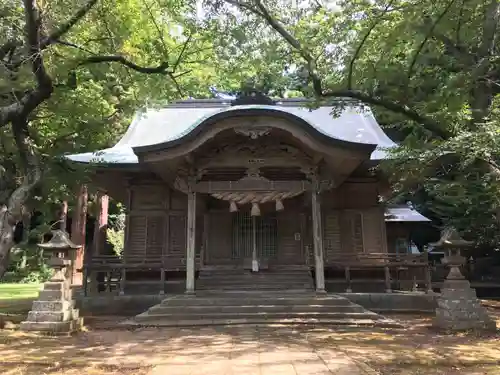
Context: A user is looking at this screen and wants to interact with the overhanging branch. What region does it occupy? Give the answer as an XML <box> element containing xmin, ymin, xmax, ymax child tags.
<box><xmin>79</xmin><ymin>55</ymin><xmax>170</xmax><ymax>74</ymax></box>
<box><xmin>321</xmin><ymin>89</ymin><xmax>451</xmax><ymax>139</ymax></box>
<box><xmin>348</xmin><ymin>0</ymin><xmax>395</xmax><ymax>89</ymax></box>
<box><xmin>40</xmin><ymin>0</ymin><xmax>99</xmax><ymax>49</ymax></box>
<box><xmin>227</xmin><ymin>0</ymin><xmax>449</xmax><ymax>139</ymax></box>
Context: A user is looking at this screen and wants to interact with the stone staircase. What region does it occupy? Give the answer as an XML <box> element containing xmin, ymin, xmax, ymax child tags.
<box><xmin>131</xmin><ymin>291</ymin><xmax>399</xmax><ymax>327</ymax></box>
<box><xmin>127</xmin><ymin>268</ymin><xmax>399</xmax><ymax>327</ymax></box>
<box><xmin>196</xmin><ymin>268</ymin><xmax>315</xmax><ymax>292</ymax></box>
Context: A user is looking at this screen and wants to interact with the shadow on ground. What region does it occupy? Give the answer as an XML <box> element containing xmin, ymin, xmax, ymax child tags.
<box><xmin>0</xmin><ymin>303</ymin><xmax>499</xmax><ymax>374</ymax></box>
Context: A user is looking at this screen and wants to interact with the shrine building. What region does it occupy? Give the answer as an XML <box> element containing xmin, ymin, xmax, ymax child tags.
<box><xmin>67</xmin><ymin>93</ymin><xmax>432</xmax><ymax>299</ymax></box>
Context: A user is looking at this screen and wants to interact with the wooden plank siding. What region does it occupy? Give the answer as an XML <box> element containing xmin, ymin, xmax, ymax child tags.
<box><xmin>121</xmin><ymin>178</ymin><xmax>388</xmax><ymax>270</ymax></box>
<box><xmin>206</xmin><ymin>212</ymin><xmax>233</xmax><ymax>264</ymax></box>
<box><xmin>124</xmin><ymin>182</ymin><xmax>196</xmax><ymax>270</ymax></box>
<box><xmin>277</xmin><ymin>212</ymin><xmax>303</xmax><ymax>265</ymax></box>
<box><xmin>323</xmin><ymin>211</ymin><xmax>342</xmax><ymax>262</ymax></box>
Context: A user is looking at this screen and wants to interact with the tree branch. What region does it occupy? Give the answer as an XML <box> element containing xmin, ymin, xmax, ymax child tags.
<box><xmin>227</xmin><ymin>0</ymin><xmax>449</xmax><ymax>139</ymax></box>
<box><xmin>79</xmin><ymin>55</ymin><xmax>171</xmax><ymax>74</ymax></box>
<box><xmin>40</xmin><ymin>0</ymin><xmax>99</xmax><ymax>49</ymax></box>
<box><xmin>348</xmin><ymin>0</ymin><xmax>395</xmax><ymax>89</ymax></box>
<box><xmin>173</xmin><ymin>34</ymin><xmax>192</xmax><ymax>73</ymax></box>
<box><xmin>477</xmin><ymin>0</ymin><xmax>499</xmax><ymax>59</ymax></box>
<box><xmin>56</xmin><ymin>39</ymin><xmax>97</xmax><ymax>55</ymax></box>
<box><xmin>321</xmin><ymin>89</ymin><xmax>451</xmax><ymax>138</ymax></box>
<box><xmin>0</xmin><ymin>1</ymin><xmax>54</xmax><ymax>128</ymax></box>
<box><xmin>24</xmin><ymin>0</ymin><xmax>52</xmax><ymax>89</ymax></box>
<box><xmin>407</xmin><ymin>0</ymin><xmax>457</xmax><ymax>81</ymax></box>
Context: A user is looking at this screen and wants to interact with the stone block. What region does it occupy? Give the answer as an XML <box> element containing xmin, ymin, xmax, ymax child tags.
<box><xmin>27</xmin><ymin>309</ymin><xmax>78</xmax><ymax>322</ymax></box>
<box><xmin>19</xmin><ymin>318</ymin><xmax>83</xmax><ymax>334</ymax></box>
<box><xmin>37</xmin><ymin>290</ymin><xmax>64</xmax><ymax>301</ymax></box>
<box><xmin>31</xmin><ymin>300</ymin><xmax>72</xmax><ymax>311</ymax></box>
<box><xmin>43</xmin><ymin>282</ymin><xmax>66</xmax><ymax>291</ymax></box>
<box><xmin>21</xmin><ymin>279</ymin><xmax>82</xmax><ymax>335</ymax></box>
<box><xmin>433</xmin><ymin>283</ymin><xmax>496</xmax><ymax>332</ymax></box>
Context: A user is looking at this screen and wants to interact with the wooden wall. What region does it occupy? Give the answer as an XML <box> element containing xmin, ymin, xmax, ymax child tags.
<box><xmin>321</xmin><ymin>181</ymin><xmax>388</xmax><ymax>266</ymax></box>
<box><xmin>125</xmin><ymin>178</ymin><xmax>203</xmax><ymax>270</ymax></box>
<box><xmin>122</xmin><ymin>177</ymin><xmax>388</xmax><ymax>269</ymax></box>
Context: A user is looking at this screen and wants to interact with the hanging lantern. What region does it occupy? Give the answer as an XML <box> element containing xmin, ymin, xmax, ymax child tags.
<box><xmin>275</xmin><ymin>199</ymin><xmax>284</xmax><ymax>211</ymax></box>
<box><xmin>229</xmin><ymin>201</ymin><xmax>238</xmax><ymax>212</ymax></box>
<box><xmin>251</xmin><ymin>202</ymin><xmax>261</xmax><ymax>216</ymax></box>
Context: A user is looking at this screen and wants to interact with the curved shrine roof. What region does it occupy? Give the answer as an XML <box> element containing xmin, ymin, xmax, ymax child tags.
<box><xmin>66</xmin><ymin>98</ymin><xmax>396</xmax><ymax>165</ymax></box>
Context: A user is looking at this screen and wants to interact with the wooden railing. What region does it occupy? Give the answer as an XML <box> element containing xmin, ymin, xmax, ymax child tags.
<box><xmin>81</xmin><ymin>252</ymin><xmax>433</xmax><ymax>296</ymax></box>
<box><xmin>325</xmin><ymin>252</ymin><xmax>432</xmax><ymax>293</ymax></box>
<box><xmin>81</xmin><ymin>255</ymin><xmax>187</xmax><ymax>296</ymax></box>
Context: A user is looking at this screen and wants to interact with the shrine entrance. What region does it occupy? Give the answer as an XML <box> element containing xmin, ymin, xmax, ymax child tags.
<box><xmin>231</xmin><ymin>212</ymin><xmax>278</xmax><ymax>265</ymax></box>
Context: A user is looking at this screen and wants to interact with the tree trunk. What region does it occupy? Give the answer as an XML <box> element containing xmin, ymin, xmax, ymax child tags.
<box><xmin>0</xmin><ymin>206</ymin><xmax>16</xmax><ymax>278</ymax></box>
<box><xmin>0</xmin><ymin>117</ymin><xmax>42</xmax><ymax>279</ymax></box>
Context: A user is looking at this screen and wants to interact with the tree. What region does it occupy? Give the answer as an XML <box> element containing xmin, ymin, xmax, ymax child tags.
<box><xmin>205</xmin><ymin>0</ymin><xmax>500</xmax><ymax>245</ymax></box>
<box><xmin>0</xmin><ymin>0</ymin><xmax>218</xmax><ymax>278</ymax></box>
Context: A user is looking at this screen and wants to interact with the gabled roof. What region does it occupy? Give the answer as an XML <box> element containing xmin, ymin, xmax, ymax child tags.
<box><xmin>385</xmin><ymin>206</ymin><xmax>431</xmax><ymax>223</ymax></box>
<box><xmin>66</xmin><ymin>98</ymin><xmax>396</xmax><ymax>165</ymax></box>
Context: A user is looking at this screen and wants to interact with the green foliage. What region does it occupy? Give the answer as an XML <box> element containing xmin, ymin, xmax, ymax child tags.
<box><xmin>107</xmin><ymin>205</ymin><xmax>126</xmax><ymax>256</ymax></box>
<box><xmin>107</xmin><ymin>228</ymin><xmax>125</xmax><ymax>257</ymax></box>
<box><xmin>203</xmin><ymin>0</ymin><xmax>500</xmax><ymax>246</ymax></box>
<box><xmin>3</xmin><ymin>245</ymin><xmax>52</xmax><ymax>284</ymax></box>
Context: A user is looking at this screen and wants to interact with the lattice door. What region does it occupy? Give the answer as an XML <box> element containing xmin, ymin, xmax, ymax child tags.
<box><xmin>231</xmin><ymin>212</ymin><xmax>277</xmax><ymax>259</ymax></box>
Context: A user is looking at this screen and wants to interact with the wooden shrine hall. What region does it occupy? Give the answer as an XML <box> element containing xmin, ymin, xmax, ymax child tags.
<box><xmin>67</xmin><ymin>93</ymin><xmax>433</xmax><ymax>296</ymax></box>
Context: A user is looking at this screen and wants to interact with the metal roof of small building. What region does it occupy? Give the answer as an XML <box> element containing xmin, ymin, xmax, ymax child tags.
<box><xmin>385</xmin><ymin>207</ymin><xmax>431</xmax><ymax>222</ymax></box>
<box><xmin>66</xmin><ymin>98</ymin><xmax>396</xmax><ymax>165</ymax></box>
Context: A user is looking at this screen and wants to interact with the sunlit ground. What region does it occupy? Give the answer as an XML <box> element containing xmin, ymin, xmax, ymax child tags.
<box><xmin>0</xmin><ymin>298</ymin><xmax>499</xmax><ymax>374</ymax></box>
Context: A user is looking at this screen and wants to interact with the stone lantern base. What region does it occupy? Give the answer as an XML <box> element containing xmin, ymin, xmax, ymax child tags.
<box><xmin>20</xmin><ymin>280</ymin><xmax>83</xmax><ymax>335</ymax></box>
<box><xmin>433</xmin><ymin>278</ymin><xmax>496</xmax><ymax>332</ymax></box>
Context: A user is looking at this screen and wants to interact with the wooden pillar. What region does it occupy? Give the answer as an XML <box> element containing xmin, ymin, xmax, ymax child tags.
<box><xmin>384</xmin><ymin>265</ymin><xmax>392</xmax><ymax>293</ymax></box>
<box><xmin>252</xmin><ymin>215</ymin><xmax>258</xmax><ymax>272</ymax></box>
<box><xmin>201</xmin><ymin>213</ymin><xmax>209</xmax><ymax>268</ymax></box>
<box><xmin>71</xmin><ymin>185</ymin><xmax>87</xmax><ymax>285</ymax></box>
<box><xmin>185</xmin><ymin>181</ymin><xmax>197</xmax><ymax>294</ymax></box>
<box><xmin>93</xmin><ymin>192</ymin><xmax>109</xmax><ymax>256</ymax></box>
<box><xmin>59</xmin><ymin>201</ymin><xmax>68</xmax><ymax>231</ymax></box>
<box><xmin>311</xmin><ymin>179</ymin><xmax>325</xmax><ymax>293</ymax></box>
<box><xmin>344</xmin><ymin>266</ymin><xmax>352</xmax><ymax>293</ymax></box>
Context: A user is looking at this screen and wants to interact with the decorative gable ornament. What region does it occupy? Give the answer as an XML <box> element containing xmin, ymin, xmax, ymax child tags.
<box><xmin>231</xmin><ymin>90</ymin><xmax>275</xmax><ymax>106</ymax></box>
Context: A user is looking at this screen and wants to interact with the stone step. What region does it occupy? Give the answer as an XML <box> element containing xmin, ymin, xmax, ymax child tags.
<box><xmin>197</xmin><ymin>275</ymin><xmax>313</xmax><ymax>280</ymax></box>
<box><xmin>198</xmin><ymin>271</ymin><xmax>312</xmax><ymax>277</ymax></box>
<box><xmin>198</xmin><ymin>285</ymin><xmax>312</xmax><ymax>292</ymax></box>
<box><xmin>135</xmin><ymin>311</ymin><xmax>381</xmax><ymax>323</ymax></box>
<box><xmin>194</xmin><ymin>289</ymin><xmax>319</xmax><ymax>296</ymax></box>
<box><xmin>149</xmin><ymin>304</ymin><xmax>365</xmax><ymax>314</ymax></box>
<box><xmin>160</xmin><ymin>296</ymin><xmax>352</xmax><ymax>307</ymax></box>
<box><xmin>197</xmin><ymin>281</ymin><xmax>314</xmax><ymax>287</ymax></box>
<box><xmin>124</xmin><ymin>317</ymin><xmax>401</xmax><ymax>328</ymax></box>
<box><xmin>197</xmin><ymin>278</ymin><xmax>314</xmax><ymax>283</ymax></box>
<box><xmin>198</xmin><ymin>271</ymin><xmax>312</xmax><ymax>278</ymax></box>
<box><xmin>198</xmin><ymin>275</ymin><xmax>312</xmax><ymax>279</ymax></box>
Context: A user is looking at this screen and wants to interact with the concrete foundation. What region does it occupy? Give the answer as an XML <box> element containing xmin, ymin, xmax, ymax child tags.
<box><xmin>76</xmin><ymin>292</ymin><xmax>438</xmax><ymax>316</ymax></box>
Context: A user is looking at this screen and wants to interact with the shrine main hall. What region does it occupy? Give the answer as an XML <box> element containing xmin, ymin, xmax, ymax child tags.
<box><xmin>68</xmin><ymin>93</ymin><xmax>432</xmax><ymax>309</ymax></box>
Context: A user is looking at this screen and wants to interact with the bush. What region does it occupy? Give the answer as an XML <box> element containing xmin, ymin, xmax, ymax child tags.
<box><xmin>107</xmin><ymin>227</ymin><xmax>125</xmax><ymax>256</ymax></box>
<box><xmin>107</xmin><ymin>210</ymin><xmax>125</xmax><ymax>256</ymax></box>
<box><xmin>2</xmin><ymin>245</ymin><xmax>53</xmax><ymax>283</ymax></box>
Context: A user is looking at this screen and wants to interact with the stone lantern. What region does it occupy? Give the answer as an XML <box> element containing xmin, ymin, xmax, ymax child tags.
<box><xmin>430</xmin><ymin>227</ymin><xmax>496</xmax><ymax>331</ymax></box>
<box><xmin>20</xmin><ymin>230</ymin><xmax>83</xmax><ymax>334</ymax></box>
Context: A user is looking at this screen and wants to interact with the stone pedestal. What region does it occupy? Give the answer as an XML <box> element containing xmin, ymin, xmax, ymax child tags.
<box><xmin>430</xmin><ymin>229</ymin><xmax>496</xmax><ymax>332</ymax></box>
<box><xmin>20</xmin><ymin>280</ymin><xmax>83</xmax><ymax>334</ymax></box>
<box><xmin>433</xmin><ymin>278</ymin><xmax>496</xmax><ymax>331</ymax></box>
<box><xmin>20</xmin><ymin>230</ymin><xmax>83</xmax><ymax>335</ymax></box>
